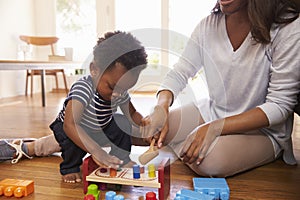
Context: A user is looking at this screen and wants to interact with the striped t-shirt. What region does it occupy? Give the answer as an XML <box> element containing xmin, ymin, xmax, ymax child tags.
<box><xmin>56</xmin><ymin>75</ymin><xmax>130</xmax><ymax>131</ymax></box>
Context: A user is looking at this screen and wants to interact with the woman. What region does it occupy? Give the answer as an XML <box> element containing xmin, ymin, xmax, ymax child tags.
<box><xmin>142</xmin><ymin>0</ymin><xmax>300</xmax><ymax>177</ymax></box>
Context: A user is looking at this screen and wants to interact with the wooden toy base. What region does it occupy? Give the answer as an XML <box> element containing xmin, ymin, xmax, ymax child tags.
<box><xmin>82</xmin><ymin>156</ymin><xmax>170</xmax><ymax>200</ymax></box>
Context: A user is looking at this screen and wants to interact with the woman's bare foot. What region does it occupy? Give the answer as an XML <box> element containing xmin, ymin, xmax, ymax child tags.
<box><xmin>122</xmin><ymin>160</ymin><xmax>137</xmax><ymax>168</ymax></box>
<box><xmin>62</xmin><ymin>173</ymin><xmax>81</xmax><ymax>183</ymax></box>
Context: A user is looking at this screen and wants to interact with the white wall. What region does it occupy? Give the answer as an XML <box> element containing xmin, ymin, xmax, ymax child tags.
<box><xmin>0</xmin><ymin>0</ymin><xmax>117</xmax><ymax>98</ymax></box>
<box><xmin>0</xmin><ymin>0</ymin><xmax>57</xmax><ymax>98</ymax></box>
<box><xmin>33</xmin><ymin>0</ymin><xmax>57</xmax><ymax>60</ymax></box>
<box><xmin>0</xmin><ymin>0</ymin><xmax>35</xmax><ymax>98</ymax></box>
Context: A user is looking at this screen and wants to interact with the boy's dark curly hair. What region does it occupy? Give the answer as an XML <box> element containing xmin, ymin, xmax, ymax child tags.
<box><xmin>93</xmin><ymin>31</ymin><xmax>148</xmax><ymax>72</ymax></box>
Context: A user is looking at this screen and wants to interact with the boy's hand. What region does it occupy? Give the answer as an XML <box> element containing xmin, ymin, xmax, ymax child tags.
<box><xmin>140</xmin><ymin>105</ymin><xmax>168</xmax><ymax>147</ymax></box>
<box><xmin>92</xmin><ymin>149</ymin><xmax>124</xmax><ymax>169</ymax></box>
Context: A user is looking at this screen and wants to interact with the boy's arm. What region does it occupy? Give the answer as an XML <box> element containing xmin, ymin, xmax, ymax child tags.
<box><xmin>63</xmin><ymin>99</ymin><xmax>123</xmax><ymax>168</ymax></box>
<box><xmin>120</xmin><ymin>100</ymin><xmax>143</xmax><ymax>127</ymax></box>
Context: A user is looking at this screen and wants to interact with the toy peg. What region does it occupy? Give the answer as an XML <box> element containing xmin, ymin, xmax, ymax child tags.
<box><xmin>146</xmin><ymin>191</ymin><xmax>157</xmax><ymax>200</ymax></box>
<box><xmin>86</xmin><ymin>184</ymin><xmax>100</xmax><ymax>200</ymax></box>
<box><xmin>148</xmin><ymin>164</ymin><xmax>156</xmax><ymax>178</ymax></box>
<box><xmin>132</xmin><ymin>164</ymin><xmax>141</xmax><ymax>179</ymax></box>
<box><xmin>110</xmin><ymin>168</ymin><xmax>117</xmax><ymax>177</ymax></box>
<box><xmin>138</xmin><ymin>139</ymin><xmax>159</xmax><ymax>165</ymax></box>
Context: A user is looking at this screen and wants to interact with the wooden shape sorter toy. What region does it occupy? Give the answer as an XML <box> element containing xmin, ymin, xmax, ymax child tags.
<box><xmin>82</xmin><ymin>156</ymin><xmax>170</xmax><ymax>200</ymax></box>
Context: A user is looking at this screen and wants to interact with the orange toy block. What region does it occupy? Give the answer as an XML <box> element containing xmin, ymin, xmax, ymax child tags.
<box><xmin>0</xmin><ymin>178</ymin><xmax>34</xmax><ymax>198</ymax></box>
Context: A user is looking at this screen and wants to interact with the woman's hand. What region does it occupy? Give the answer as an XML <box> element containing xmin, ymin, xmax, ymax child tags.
<box><xmin>179</xmin><ymin>119</ymin><xmax>224</xmax><ymax>165</ymax></box>
<box><xmin>140</xmin><ymin>105</ymin><xmax>168</xmax><ymax>147</ymax></box>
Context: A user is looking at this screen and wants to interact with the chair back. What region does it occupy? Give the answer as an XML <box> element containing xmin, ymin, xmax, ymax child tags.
<box><xmin>19</xmin><ymin>35</ymin><xmax>59</xmax><ymax>55</ymax></box>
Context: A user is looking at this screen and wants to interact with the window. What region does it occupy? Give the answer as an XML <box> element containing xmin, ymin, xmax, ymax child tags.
<box><xmin>115</xmin><ymin>0</ymin><xmax>162</xmax><ymax>75</ymax></box>
<box><xmin>115</xmin><ymin>0</ymin><xmax>216</xmax><ymax>67</ymax></box>
<box><xmin>56</xmin><ymin>0</ymin><xmax>96</xmax><ymax>64</ymax></box>
<box><xmin>55</xmin><ymin>0</ymin><xmax>216</xmax><ymax>92</ymax></box>
<box><xmin>114</xmin><ymin>0</ymin><xmax>216</xmax><ymax>92</ymax></box>
<box><xmin>168</xmin><ymin>0</ymin><xmax>216</xmax><ymax>66</ymax></box>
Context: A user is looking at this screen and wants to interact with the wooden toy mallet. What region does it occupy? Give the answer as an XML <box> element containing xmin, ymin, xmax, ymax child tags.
<box><xmin>139</xmin><ymin>105</ymin><xmax>167</xmax><ymax>165</ymax></box>
<box><xmin>138</xmin><ymin>138</ymin><xmax>159</xmax><ymax>165</ymax></box>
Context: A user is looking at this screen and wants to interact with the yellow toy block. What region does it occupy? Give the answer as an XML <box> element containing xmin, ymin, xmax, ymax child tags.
<box><xmin>0</xmin><ymin>178</ymin><xmax>34</xmax><ymax>197</ymax></box>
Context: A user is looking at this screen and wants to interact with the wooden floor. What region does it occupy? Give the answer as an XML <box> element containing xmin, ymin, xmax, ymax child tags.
<box><xmin>0</xmin><ymin>92</ymin><xmax>300</xmax><ymax>200</ymax></box>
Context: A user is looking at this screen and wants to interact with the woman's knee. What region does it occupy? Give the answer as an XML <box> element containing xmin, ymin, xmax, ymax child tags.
<box><xmin>183</xmin><ymin>133</ymin><xmax>276</xmax><ymax>178</ymax></box>
<box><xmin>187</xmin><ymin>151</ymin><xmax>237</xmax><ymax>177</ymax></box>
<box><xmin>188</xmin><ymin>161</ymin><xmax>230</xmax><ymax>178</ymax></box>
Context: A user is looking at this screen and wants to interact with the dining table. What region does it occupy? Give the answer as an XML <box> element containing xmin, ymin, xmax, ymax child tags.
<box><xmin>0</xmin><ymin>59</ymin><xmax>83</xmax><ymax>107</ymax></box>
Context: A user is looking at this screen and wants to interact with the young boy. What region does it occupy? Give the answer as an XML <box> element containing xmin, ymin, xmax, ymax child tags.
<box><xmin>52</xmin><ymin>31</ymin><xmax>147</xmax><ymax>183</ymax></box>
<box><xmin>0</xmin><ymin>31</ymin><xmax>148</xmax><ymax>183</ymax></box>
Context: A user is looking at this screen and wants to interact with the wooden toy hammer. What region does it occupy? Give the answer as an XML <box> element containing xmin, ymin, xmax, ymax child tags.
<box><xmin>138</xmin><ymin>139</ymin><xmax>159</xmax><ymax>165</ymax></box>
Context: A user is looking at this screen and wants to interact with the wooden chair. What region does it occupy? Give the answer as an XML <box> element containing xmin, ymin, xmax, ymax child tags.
<box><xmin>19</xmin><ymin>35</ymin><xmax>68</xmax><ymax>96</ymax></box>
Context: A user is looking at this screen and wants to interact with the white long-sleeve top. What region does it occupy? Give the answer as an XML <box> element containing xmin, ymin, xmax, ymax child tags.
<box><xmin>160</xmin><ymin>13</ymin><xmax>300</xmax><ymax>164</ymax></box>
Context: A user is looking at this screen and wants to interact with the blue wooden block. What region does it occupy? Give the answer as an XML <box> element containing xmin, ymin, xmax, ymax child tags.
<box><xmin>175</xmin><ymin>189</ymin><xmax>215</xmax><ymax>200</ymax></box>
<box><xmin>193</xmin><ymin>178</ymin><xmax>230</xmax><ymax>200</ymax></box>
<box><xmin>105</xmin><ymin>191</ymin><xmax>116</xmax><ymax>200</ymax></box>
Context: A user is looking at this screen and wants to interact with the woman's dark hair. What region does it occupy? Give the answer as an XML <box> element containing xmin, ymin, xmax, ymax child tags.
<box><xmin>212</xmin><ymin>0</ymin><xmax>299</xmax><ymax>44</ymax></box>
<box><xmin>93</xmin><ymin>31</ymin><xmax>147</xmax><ymax>71</ymax></box>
